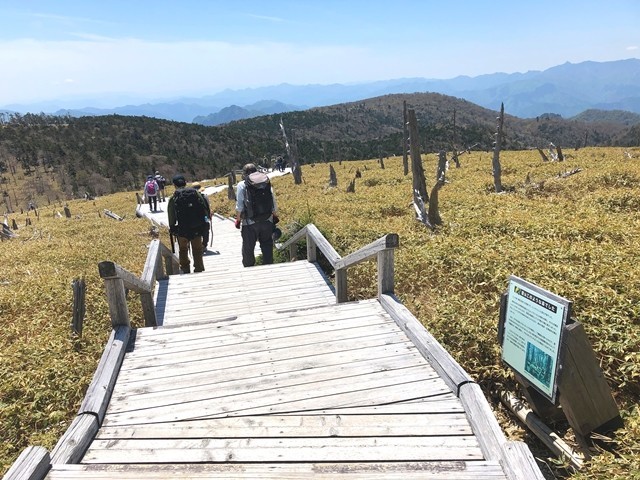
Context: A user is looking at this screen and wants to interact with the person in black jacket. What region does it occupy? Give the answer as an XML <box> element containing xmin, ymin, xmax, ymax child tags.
<box><xmin>167</xmin><ymin>175</ymin><xmax>210</xmax><ymax>273</ymax></box>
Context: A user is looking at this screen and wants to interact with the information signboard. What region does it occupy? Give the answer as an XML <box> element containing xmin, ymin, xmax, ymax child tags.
<box><xmin>501</xmin><ymin>275</ymin><xmax>572</xmax><ymax>403</ymax></box>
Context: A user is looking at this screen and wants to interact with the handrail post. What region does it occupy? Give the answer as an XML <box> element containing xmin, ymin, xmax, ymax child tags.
<box><xmin>377</xmin><ymin>248</ymin><xmax>395</xmax><ymax>297</ymax></box>
<box><xmin>336</xmin><ymin>268</ymin><xmax>348</xmax><ymax>303</ymax></box>
<box><xmin>98</xmin><ymin>261</ymin><xmax>131</xmax><ymax>328</ymax></box>
<box><xmin>289</xmin><ymin>243</ymin><xmax>297</xmax><ymax>261</ymax></box>
<box><xmin>307</xmin><ymin>233</ymin><xmax>317</xmax><ymax>262</ymax></box>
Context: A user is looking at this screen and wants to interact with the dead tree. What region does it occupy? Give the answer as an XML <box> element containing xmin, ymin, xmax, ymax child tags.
<box><xmin>402</xmin><ymin>101</ymin><xmax>409</xmax><ymax>176</ymax></box>
<box><xmin>451</xmin><ymin>109</ymin><xmax>461</xmax><ymax>168</ymax></box>
<box><xmin>492</xmin><ymin>103</ymin><xmax>505</xmax><ymax>193</ymax></box>
<box><xmin>329</xmin><ymin>165</ymin><xmax>337</xmax><ymax>187</ymax></box>
<box><xmin>346</xmin><ymin>178</ymin><xmax>356</xmax><ymax>193</ymax></box>
<box><xmin>427</xmin><ymin>151</ymin><xmax>447</xmax><ymax>226</ymax></box>
<box><xmin>556</xmin><ymin>145</ymin><xmax>565</xmax><ymax>161</ymax></box>
<box><xmin>227</xmin><ymin>175</ymin><xmax>236</xmax><ymax>201</ymax></box>
<box><xmin>279</xmin><ymin>118</ymin><xmax>303</xmax><ymax>184</ymax></box>
<box><xmin>355</xmin><ymin>169</ymin><xmax>362</xmax><ymax>178</ymax></box>
<box><xmin>408</xmin><ymin>109</ymin><xmax>429</xmax><ymax>224</ymax></box>
<box><xmin>537</xmin><ymin>148</ymin><xmax>550</xmax><ymax>162</ymax></box>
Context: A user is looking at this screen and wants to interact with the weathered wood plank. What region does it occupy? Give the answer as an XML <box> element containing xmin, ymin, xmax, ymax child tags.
<box><xmin>380</xmin><ymin>294</ymin><xmax>472</xmax><ymax>393</ymax></box>
<box><xmin>113</xmin><ymin>344</ymin><xmax>429</xmax><ymax>396</ymax></box>
<box><xmin>334</xmin><ymin>234</ymin><xmax>399</xmax><ymax>271</ymax></box>
<box><xmin>108</xmin><ymin>357</ymin><xmax>438</xmax><ymax>413</ymax></box>
<box><xmin>103</xmin><ymin>372</ymin><xmax>450</xmax><ymax>424</ymax></box>
<box><xmin>95</xmin><ymin>413</ymin><xmax>473</xmax><ymax>439</ymax></box>
<box><xmin>2</xmin><ymin>446</ymin><xmax>50</xmax><ymax>480</ymax></box>
<box><xmin>46</xmin><ymin>461</ymin><xmax>508</xmax><ymax>479</ymax></box>
<box><xmin>78</xmin><ymin>325</ymin><xmax>130</xmax><ymax>423</ymax></box>
<box><xmin>82</xmin><ymin>436</ymin><xmax>483</xmax><ymax>463</ymax></box>
<box><xmin>50</xmin><ymin>413</ymin><xmax>98</xmax><ymax>464</ymax></box>
<box><xmin>114</xmin><ymin>332</ymin><xmax>413</xmax><ymax>385</ymax></box>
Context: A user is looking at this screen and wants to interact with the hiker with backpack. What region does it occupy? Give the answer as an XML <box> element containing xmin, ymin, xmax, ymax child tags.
<box><xmin>168</xmin><ymin>174</ymin><xmax>211</xmax><ymax>273</ymax></box>
<box><xmin>191</xmin><ymin>183</ymin><xmax>213</xmax><ymax>252</ymax></box>
<box><xmin>154</xmin><ymin>171</ymin><xmax>167</xmax><ymax>202</ymax></box>
<box><xmin>235</xmin><ymin>163</ymin><xmax>279</xmax><ymax>267</ymax></box>
<box><xmin>144</xmin><ymin>175</ymin><xmax>160</xmax><ymax>212</ymax></box>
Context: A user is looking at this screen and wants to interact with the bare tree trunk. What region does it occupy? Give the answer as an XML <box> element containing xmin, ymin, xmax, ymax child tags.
<box><xmin>279</xmin><ymin>118</ymin><xmax>303</xmax><ymax>184</ymax></box>
<box><xmin>329</xmin><ymin>165</ymin><xmax>337</xmax><ymax>187</ymax></box>
<box><xmin>346</xmin><ymin>178</ymin><xmax>355</xmax><ymax>193</ymax></box>
<box><xmin>492</xmin><ymin>103</ymin><xmax>504</xmax><ymax>193</ymax></box>
<box><xmin>426</xmin><ymin>150</ymin><xmax>448</xmax><ymax>227</ymax></box>
<box><xmin>537</xmin><ymin>148</ymin><xmax>549</xmax><ymax>162</ymax></box>
<box><xmin>451</xmin><ymin>109</ymin><xmax>461</xmax><ymax>168</ymax></box>
<box><xmin>402</xmin><ymin>101</ymin><xmax>409</xmax><ymax>176</ymax></box>
<box><xmin>408</xmin><ymin>109</ymin><xmax>428</xmax><ymax>203</ymax></box>
<box><xmin>227</xmin><ymin>175</ymin><xmax>236</xmax><ymax>200</ymax></box>
<box><xmin>556</xmin><ymin>145</ymin><xmax>565</xmax><ymax>161</ymax></box>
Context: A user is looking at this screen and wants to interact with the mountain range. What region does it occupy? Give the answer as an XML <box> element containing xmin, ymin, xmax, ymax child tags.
<box><xmin>2</xmin><ymin>59</ymin><xmax>640</xmax><ymax>124</ymax></box>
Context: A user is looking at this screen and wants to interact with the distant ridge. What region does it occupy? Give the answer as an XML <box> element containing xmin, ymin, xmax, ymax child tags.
<box><xmin>2</xmin><ymin>59</ymin><xmax>640</xmax><ymax>122</ymax></box>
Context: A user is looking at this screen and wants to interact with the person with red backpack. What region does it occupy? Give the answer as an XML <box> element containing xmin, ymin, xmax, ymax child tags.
<box><xmin>144</xmin><ymin>175</ymin><xmax>160</xmax><ymax>212</ymax></box>
<box><xmin>168</xmin><ymin>174</ymin><xmax>210</xmax><ymax>273</ymax></box>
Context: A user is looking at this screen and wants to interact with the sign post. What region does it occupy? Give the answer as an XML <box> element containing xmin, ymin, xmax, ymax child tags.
<box><xmin>500</xmin><ymin>276</ymin><xmax>621</xmax><ymax>440</ymax></box>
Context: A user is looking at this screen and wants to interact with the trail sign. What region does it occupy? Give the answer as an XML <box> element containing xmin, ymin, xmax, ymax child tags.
<box><xmin>500</xmin><ymin>275</ymin><xmax>571</xmax><ymax>403</ymax></box>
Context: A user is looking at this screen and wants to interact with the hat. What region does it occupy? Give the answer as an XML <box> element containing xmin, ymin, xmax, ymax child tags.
<box><xmin>243</xmin><ymin>163</ymin><xmax>257</xmax><ymax>176</ymax></box>
<box><xmin>147</xmin><ymin>175</ymin><xmax>153</xmax><ymax>179</ymax></box>
<box><xmin>172</xmin><ymin>174</ymin><xmax>186</xmax><ymax>187</ymax></box>
<box><xmin>155</xmin><ymin>171</ymin><xmax>160</xmax><ymax>175</ymax></box>
<box><xmin>191</xmin><ymin>183</ymin><xmax>202</xmax><ymax>190</ymax></box>
<box><xmin>272</xmin><ymin>227</ymin><xmax>282</xmax><ymax>241</ymax></box>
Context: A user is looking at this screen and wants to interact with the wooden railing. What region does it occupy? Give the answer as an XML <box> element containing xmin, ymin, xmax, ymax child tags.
<box><xmin>98</xmin><ymin>239</ymin><xmax>179</xmax><ymax>328</ymax></box>
<box><xmin>2</xmin><ymin>239</ymin><xmax>180</xmax><ymax>480</ymax></box>
<box><xmin>279</xmin><ymin>224</ymin><xmax>399</xmax><ymax>303</ymax></box>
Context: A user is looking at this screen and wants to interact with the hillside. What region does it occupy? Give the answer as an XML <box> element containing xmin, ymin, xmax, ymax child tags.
<box><xmin>0</xmin><ymin>92</ymin><xmax>635</xmax><ymax>213</ymax></box>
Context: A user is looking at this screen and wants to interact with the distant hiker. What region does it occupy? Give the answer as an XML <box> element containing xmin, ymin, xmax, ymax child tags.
<box><xmin>235</xmin><ymin>163</ymin><xmax>278</xmax><ymax>267</ymax></box>
<box><xmin>154</xmin><ymin>171</ymin><xmax>167</xmax><ymax>202</ymax></box>
<box><xmin>144</xmin><ymin>175</ymin><xmax>160</xmax><ymax>212</ymax></box>
<box><xmin>192</xmin><ymin>183</ymin><xmax>212</xmax><ymax>252</ymax></box>
<box><xmin>168</xmin><ymin>174</ymin><xmax>210</xmax><ymax>273</ymax></box>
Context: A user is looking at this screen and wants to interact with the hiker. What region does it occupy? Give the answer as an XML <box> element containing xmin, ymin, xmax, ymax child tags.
<box><xmin>235</xmin><ymin>163</ymin><xmax>278</xmax><ymax>267</ymax></box>
<box><xmin>192</xmin><ymin>183</ymin><xmax>213</xmax><ymax>252</ymax></box>
<box><xmin>144</xmin><ymin>175</ymin><xmax>160</xmax><ymax>212</ymax></box>
<box><xmin>154</xmin><ymin>171</ymin><xmax>167</xmax><ymax>202</ymax></box>
<box><xmin>168</xmin><ymin>175</ymin><xmax>210</xmax><ymax>273</ymax></box>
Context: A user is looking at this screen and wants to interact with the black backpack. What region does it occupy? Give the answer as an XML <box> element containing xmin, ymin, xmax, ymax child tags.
<box><xmin>173</xmin><ymin>188</ymin><xmax>207</xmax><ymax>235</ymax></box>
<box><xmin>244</xmin><ymin>172</ymin><xmax>274</xmax><ymax>222</ymax></box>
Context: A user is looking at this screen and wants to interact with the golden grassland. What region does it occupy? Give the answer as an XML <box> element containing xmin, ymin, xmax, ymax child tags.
<box><xmin>1</xmin><ymin>147</ymin><xmax>639</xmax><ymax>479</ymax></box>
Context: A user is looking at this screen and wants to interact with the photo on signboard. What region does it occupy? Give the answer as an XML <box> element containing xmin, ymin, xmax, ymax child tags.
<box><xmin>524</xmin><ymin>341</ymin><xmax>553</xmax><ymax>387</ymax></box>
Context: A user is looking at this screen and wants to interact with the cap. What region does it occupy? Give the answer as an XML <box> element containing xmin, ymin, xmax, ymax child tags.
<box><xmin>272</xmin><ymin>227</ymin><xmax>282</xmax><ymax>241</ymax></box>
<box><xmin>191</xmin><ymin>183</ymin><xmax>202</xmax><ymax>190</ymax></box>
<box><xmin>172</xmin><ymin>174</ymin><xmax>186</xmax><ymax>187</ymax></box>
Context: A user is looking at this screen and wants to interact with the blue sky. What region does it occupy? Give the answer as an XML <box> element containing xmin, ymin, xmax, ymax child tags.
<box><xmin>0</xmin><ymin>0</ymin><xmax>638</xmax><ymax>107</ymax></box>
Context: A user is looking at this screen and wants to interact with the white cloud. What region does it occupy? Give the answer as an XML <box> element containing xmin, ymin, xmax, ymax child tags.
<box><xmin>627</xmin><ymin>46</ymin><xmax>638</xmax><ymax>51</ymax></box>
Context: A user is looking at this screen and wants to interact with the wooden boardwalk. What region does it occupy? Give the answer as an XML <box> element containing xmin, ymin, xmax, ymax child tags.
<box><xmin>7</xmin><ymin>216</ymin><xmax>542</xmax><ymax>479</ymax></box>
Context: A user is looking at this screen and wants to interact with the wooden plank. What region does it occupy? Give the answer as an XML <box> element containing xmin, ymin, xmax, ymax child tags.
<box><xmin>107</xmin><ymin>357</ymin><xmax>437</xmax><ymax>413</ymax></box>
<box><xmin>499</xmin><ymin>441</ymin><xmax>546</xmax><ymax>480</ymax></box>
<box><xmin>334</xmin><ymin>234</ymin><xmax>399</xmax><ymax>271</ymax></box>
<box><xmin>113</xmin><ymin>344</ymin><xmax>428</xmax><ymax>395</ymax></box>
<box><xmin>2</xmin><ymin>446</ymin><xmax>50</xmax><ymax>480</ymax></box>
<box><xmin>95</xmin><ymin>413</ymin><xmax>473</xmax><ymax>439</ymax></box>
<box><xmin>122</xmin><ymin>312</ymin><xmax>396</xmax><ymax>360</ymax></box>
<box><xmin>299</xmin><ymin>393</ymin><xmax>464</xmax><ymax>415</ymax></box>
<box><xmin>380</xmin><ymin>294</ymin><xmax>472</xmax><ymax>393</ymax></box>
<box><xmin>103</xmin><ymin>372</ymin><xmax>450</xmax><ymax>424</ymax></box>
<box><xmin>114</xmin><ymin>332</ymin><xmax>413</xmax><ymax>385</ymax></box>
<box><xmin>82</xmin><ymin>436</ymin><xmax>483</xmax><ymax>463</ymax></box>
<box><xmin>47</xmin><ymin>461</ymin><xmax>508</xmax><ymax>479</ymax></box>
<box><xmin>50</xmin><ymin>413</ymin><xmax>98</xmax><ymax>464</ymax></box>
<box><xmin>118</xmin><ymin>322</ymin><xmax>403</xmax><ymax>372</ymax></box>
<box><xmin>458</xmin><ymin>383</ymin><xmax>506</xmax><ymax>462</ymax></box>
<box><xmin>78</xmin><ymin>325</ymin><xmax>130</xmax><ymax>423</ymax></box>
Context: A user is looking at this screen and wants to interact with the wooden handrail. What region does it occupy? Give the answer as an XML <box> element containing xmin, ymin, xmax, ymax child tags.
<box><xmin>278</xmin><ymin>224</ymin><xmax>399</xmax><ymax>303</ymax></box>
<box><xmin>98</xmin><ymin>239</ymin><xmax>179</xmax><ymax>328</ymax></box>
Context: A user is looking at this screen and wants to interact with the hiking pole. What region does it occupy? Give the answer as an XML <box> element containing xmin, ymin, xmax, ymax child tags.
<box><xmin>170</xmin><ymin>232</ymin><xmax>175</xmax><ymax>254</ymax></box>
<box><xmin>209</xmin><ymin>217</ymin><xmax>214</xmax><ymax>247</ymax></box>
